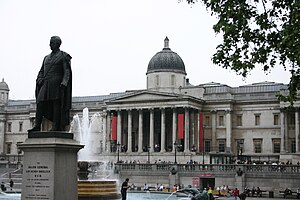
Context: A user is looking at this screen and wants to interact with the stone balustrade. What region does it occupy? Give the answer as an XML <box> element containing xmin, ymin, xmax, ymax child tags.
<box><xmin>115</xmin><ymin>163</ymin><xmax>300</xmax><ymax>175</ymax></box>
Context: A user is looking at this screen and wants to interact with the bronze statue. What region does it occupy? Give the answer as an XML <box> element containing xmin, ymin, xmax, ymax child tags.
<box><xmin>28</xmin><ymin>36</ymin><xmax>72</xmax><ymax>132</ymax></box>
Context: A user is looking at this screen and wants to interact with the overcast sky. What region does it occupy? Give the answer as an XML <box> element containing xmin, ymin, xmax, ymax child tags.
<box><xmin>0</xmin><ymin>0</ymin><xmax>291</xmax><ymax>100</ymax></box>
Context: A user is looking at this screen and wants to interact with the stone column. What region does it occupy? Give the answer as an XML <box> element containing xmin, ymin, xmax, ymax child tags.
<box><xmin>211</xmin><ymin>110</ymin><xmax>217</xmax><ymax>152</ymax></box>
<box><xmin>138</xmin><ymin>109</ymin><xmax>143</xmax><ymax>153</ymax></box>
<box><xmin>195</xmin><ymin>112</ymin><xmax>200</xmax><ymax>153</ymax></box>
<box><xmin>149</xmin><ymin>109</ymin><xmax>154</xmax><ymax>153</ymax></box>
<box><xmin>172</xmin><ymin>108</ymin><xmax>177</xmax><ymax>153</ymax></box>
<box><xmin>184</xmin><ymin>107</ymin><xmax>190</xmax><ymax>153</ymax></box>
<box><xmin>190</xmin><ymin>110</ymin><xmax>195</xmax><ymax>147</ymax></box>
<box><xmin>127</xmin><ymin>110</ymin><xmax>132</xmax><ymax>153</ymax></box>
<box><xmin>284</xmin><ymin>112</ymin><xmax>288</xmax><ymax>152</ymax></box>
<box><xmin>280</xmin><ymin>109</ymin><xmax>285</xmax><ymax>153</ymax></box>
<box><xmin>161</xmin><ymin>108</ymin><xmax>166</xmax><ymax>152</ymax></box>
<box><xmin>107</xmin><ymin>112</ymin><xmax>111</xmax><ymax>152</ymax></box>
<box><xmin>225</xmin><ymin>110</ymin><xmax>232</xmax><ymax>152</ymax></box>
<box><xmin>117</xmin><ymin>110</ymin><xmax>122</xmax><ymax>144</ymax></box>
<box><xmin>296</xmin><ymin>108</ymin><xmax>300</xmax><ymax>153</ymax></box>
<box><xmin>102</xmin><ymin>112</ymin><xmax>107</xmax><ymax>152</ymax></box>
<box><xmin>0</xmin><ymin>119</ymin><xmax>5</xmax><ymax>154</ymax></box>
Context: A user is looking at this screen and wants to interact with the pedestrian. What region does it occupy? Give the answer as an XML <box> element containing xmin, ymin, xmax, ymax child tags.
<box><xmin>9</xmin><ymin>179</ymin><xmax>13</xmax><ymax>190</ymax></box>
<box><xmin>233</xmin><ymin>188</ymin><xmax>239</xmax><ymax>200</ymax></box>
<box><xmin>121</xmin><ymin>178</ymin><xmax>129</xmax><ymax>200</ymax></box>
<box><xmin>207</xmin><ymin>186</ymin><xmax>213</xmax><ymax>200</ymax></box>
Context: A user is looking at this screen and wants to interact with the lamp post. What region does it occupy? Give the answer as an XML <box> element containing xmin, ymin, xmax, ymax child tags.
<box><xmin>174</xmin><ymin>142</ymin><xmax>178</xmax><ymax>164</ymax></box>
<box><xmin>147</xmin><ymin>146</ymin><xmax>151</xmax><ymax>163</ymax></box>
<box><xmin>117</xmin><ymin>141</ymin><xmax>121</xmax><ymax>163</ymax></box>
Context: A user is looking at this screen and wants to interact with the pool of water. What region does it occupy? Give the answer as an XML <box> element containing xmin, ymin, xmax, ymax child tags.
<box><xmin>128</xmin><ymin>191</ymin><xmax>191</xmax><ymax>199</ymax></box>
<box><xmin>0</xmin><ymin>193</ymin><xmax>20</xmax><ymax>200</ymax></box>
<box><xmin>0</xmin><ymin>192</ymin><xmax>194</xmax><ymax>200</ymax></box>
<box><xmin>0</xmin><ymin>192</ymin><xmax>191</xmax><ymax>200</ymax></box>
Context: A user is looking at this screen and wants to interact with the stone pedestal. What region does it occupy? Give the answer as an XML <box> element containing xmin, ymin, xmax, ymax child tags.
<box><xmin>18</xmin><ymin>131</ymin><xmax>84</xmax><ymax>200</ymax></box>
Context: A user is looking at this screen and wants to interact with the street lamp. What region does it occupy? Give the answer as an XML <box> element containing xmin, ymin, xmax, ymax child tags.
<box><xmin>174</xmin><ymin>142</ymin><xmax>178</xmax><ymax>164</ymax></box>
<box><xmin>117</xmin><ymin>141</ymin><xmax>121</xmax><ymax>163</ymax></box>
<box><xmin>147</xmin><ymin>146</ymin><xmax>151</xmax><ymax>163</ymax></box>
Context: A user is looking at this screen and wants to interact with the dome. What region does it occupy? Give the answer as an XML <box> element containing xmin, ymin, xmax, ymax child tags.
<box><xmin>147</xmin><ymin>37</ymin><xmax>186</xmax><ymax>75</ymax></box>
<box><xmin>0</xmin><ymin>78</ymin><xmax>9</xmax><ymax>91</ymax></box>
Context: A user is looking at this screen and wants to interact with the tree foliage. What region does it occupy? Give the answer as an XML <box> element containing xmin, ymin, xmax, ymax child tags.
<box><xmin>184</xmin><ymin>0</ymin><xmax>300</xmax><ymax>104</ymax></box>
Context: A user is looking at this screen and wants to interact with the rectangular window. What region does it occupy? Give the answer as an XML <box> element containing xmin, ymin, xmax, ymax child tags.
<box><xmin>204</xmin><ymin>115</ymin><xmax>210</xmax><ymax>126</ymax></box>
<box><xmin>218</xmin><ymin>115</ymin><xmax>224</xmax><ymax>126</ymax></box>
<box><xmin>291</xmin><ymin>140</ymin><xmax>296</xmax><ymax>153</ymax></box>
<box><xmin>236</xmin><ymin>115</ymin><xmax>242</xmax><ymax>126</ymax></box>
<box><xmin>273</xmin><ymin>139</ymin><xmax>281</xmax><ymax>153</ymax></box>
<box><xmin>204</xmin><ymin>140</ymin><xmax>211</xmax><ymax>152</ymax></box>
<box><xmin>155</xmin><ymin>75</ymin><xmax>159</xmax><ymax>86</ymax></box>
<box><xmin>6</xmin><ymin>143</ymin><xmax>11</xmax><ymax>154</ymax></box>
<box><xmin>255</xmin><ymin>114</ymin><xmax>260</xmax><ymax>126</ymax></box>
<box><xmin>289</xmin><ymin>114</ymin><xmax>295</xmax><ymax>125</ymax></box>
<box><xmin>273</xmin><ymin>114</ymin><xmax>279</xmax><ymax>125</ymax></box>
<box><xmin>7</xmin><ymin>122</ymin><xmax>12</xmax><ymax>132</ymax></box>
<box><xmin>218</xmin><ymin>140</ymin><xmax>225</xmax><ymax>152</ymax></box>
<box><xmin>253</xmin><ymin>139</ymin><xmax>262</xmax><ymax>153</ymax></box>
<box><xmin>171</xmin><ymin>75</ymin><xmax>175</xmax><ymax>86</ymax></box>
<box><xmin>19</xmin><ymin>122</ymin><xmax>23</xmax><ymax>132</ymax></box>
<box><xmin>236</xmin><ymin>139</ymin><xmax>244</xmax><ymax>155</ymax></box>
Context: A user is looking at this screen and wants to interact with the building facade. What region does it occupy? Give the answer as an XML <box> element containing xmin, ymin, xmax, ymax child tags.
<box><xmin>0</xmin><ymin>37</ymin><xmax>299</xmax><ymax>164</ymax></box>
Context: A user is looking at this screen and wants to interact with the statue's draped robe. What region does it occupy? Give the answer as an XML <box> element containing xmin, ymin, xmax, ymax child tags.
<box><xmin>35</xmin><ymin>50</ymin><xmax>72</xmax><ymax>127</ymax></box>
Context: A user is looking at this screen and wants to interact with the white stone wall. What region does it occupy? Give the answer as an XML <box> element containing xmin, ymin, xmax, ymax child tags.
<box><xmin>147</xmin><ymin>72</ymin><xmax>185</xmax><ymax>92</ymax></box>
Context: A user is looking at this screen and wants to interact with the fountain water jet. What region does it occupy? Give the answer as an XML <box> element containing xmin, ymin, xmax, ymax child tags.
<box><xmin>70</xmin><ymin>108</ymin><xmax>120</xmax><ymax>199</ymax></box>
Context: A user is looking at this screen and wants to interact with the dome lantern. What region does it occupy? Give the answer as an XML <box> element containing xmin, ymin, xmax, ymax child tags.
<box><xmin>163</xmin><ymin>37</ymin><xmax>170</xmax><ymax>50</ymax></box>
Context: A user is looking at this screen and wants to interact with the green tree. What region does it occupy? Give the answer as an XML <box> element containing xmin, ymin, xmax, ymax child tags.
<box><xmin>184</xmin><ymin>0</ymin><xmax>300</xmax><ymax>104</ymax></box>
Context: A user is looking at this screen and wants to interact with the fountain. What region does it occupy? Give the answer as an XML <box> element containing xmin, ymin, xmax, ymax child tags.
<box><xmin>70</xmin><ymin>108</ymin><xmax>120</xmax><ymax>200</ymax></box>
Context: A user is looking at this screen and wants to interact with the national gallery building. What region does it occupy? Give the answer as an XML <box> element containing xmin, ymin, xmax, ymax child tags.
<box><xmin>0</xmin><ymin>37</ymin><xmax>299</xmax><ymax>164</ymax></box>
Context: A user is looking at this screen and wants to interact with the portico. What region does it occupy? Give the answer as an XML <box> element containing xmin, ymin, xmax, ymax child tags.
<box><xmin>105</xmin><ymin>91</ymin><xmax>204</xmax><ymax>154</ymax></box>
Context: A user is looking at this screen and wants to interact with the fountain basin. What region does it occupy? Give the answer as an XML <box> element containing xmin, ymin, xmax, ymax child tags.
<box><xmin>78</xmin><ymin>180</ymin><xmax>120</xmax><ymax>200</ymax></box>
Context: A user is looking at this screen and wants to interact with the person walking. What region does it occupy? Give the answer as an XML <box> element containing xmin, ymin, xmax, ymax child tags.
<box><xmin>233</xmin><ymin>188</ymin><xmax>239</xmax><ymax>200</ymax></box>
<box><xmin>9</xmin><ymin>179</ymin><xmax>13</xmax><ymax>190</ymax></box>
<box><xmin>121</xmin><ymin>178</ymin><xmax>129</xmax><ymax>200</ymax></box>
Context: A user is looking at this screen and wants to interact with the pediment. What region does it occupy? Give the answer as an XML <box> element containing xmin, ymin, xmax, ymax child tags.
<box><xmin>107</xmin><ymin>91</ymin><xmax>180</xmax><ymax>103</ymax></box>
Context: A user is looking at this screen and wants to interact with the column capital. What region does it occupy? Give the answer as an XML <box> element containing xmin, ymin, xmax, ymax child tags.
<box><xmin>210</xmin><ymin>110</ymin><xmax>217</xmax><ymax>114</ymax></box>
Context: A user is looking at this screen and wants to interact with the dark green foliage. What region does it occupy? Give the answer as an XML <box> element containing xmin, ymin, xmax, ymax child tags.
<box><xmin>184</xmin><ymin>0</ymin><xmax>300</xmax><ymax>104</ymax></box>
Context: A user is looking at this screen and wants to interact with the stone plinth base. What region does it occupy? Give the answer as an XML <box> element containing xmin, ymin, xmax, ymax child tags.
<box><xmin>18</xmin><ymin>131</ymin><xmax>84</xmax><ymax>200</ymax></box>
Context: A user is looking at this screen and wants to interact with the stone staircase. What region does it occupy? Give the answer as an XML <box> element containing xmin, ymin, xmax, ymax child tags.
<box><xmin>0</xmin><ymin>167</ymin><xmax>22</xmax><ymax>193</ymax></box>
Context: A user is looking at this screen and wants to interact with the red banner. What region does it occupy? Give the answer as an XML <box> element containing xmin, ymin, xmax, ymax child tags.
<box><xmin>178</xmin><ymin>114</ymin><xmax>184</xmax><ymax>139</ymax></box>
<box><xmin>111</xmin><ymin>115</ymin><xmax>117</xmax><ymax>140</ymax></box>
<box><xmin>199</xmin><ymin>112</ymin><xmax>203</xmax><ymax>152</ymax></box>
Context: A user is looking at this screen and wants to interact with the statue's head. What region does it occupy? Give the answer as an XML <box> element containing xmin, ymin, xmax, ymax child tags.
<box><xmin>50</xmin><ymin>36</ymin><xmax>62</xmax><ymax>51</ymax></box>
